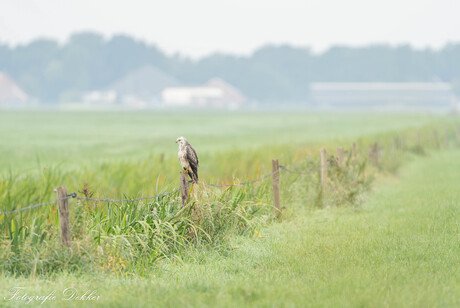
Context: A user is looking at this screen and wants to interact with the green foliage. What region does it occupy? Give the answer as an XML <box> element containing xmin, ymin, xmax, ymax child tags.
<box><xmin>323</xmin><ymin>154</ymin><xmax>372</xmax><ymax>208</ymax></box>
<box><xmin>1</xmin><ymin>185</ymin><xmax>270</xmax><ymax>276</ymax></box>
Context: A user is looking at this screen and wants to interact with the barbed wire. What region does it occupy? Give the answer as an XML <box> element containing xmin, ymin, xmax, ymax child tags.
<box><xmin>0</xmin><ymin>195</ymin><xmax>74</xmax><ymax>216</ymax></box>
<box><xmin>0</xmin><ymin>163</ymin><xmax>326</xmax><ymax>215</ymax></box>
<box><xmin>2</xmin><ymin>132</ymin><xmax>450</xmax><ymax>216</ymax></box>
<box><xmin>279</xmin><ymin>165</ymin><xmax>322</xmax><ymax>175</ymax></box>
<box><xmin>75</xmin><ymin>184</ymin><xmax>191</xmax><ymax>203</ymax></box>
<box><xmin>0</xmin><ymin>185</ymin><xmax>191</xmax><ymax>215</ymax></box>
<box><xmin>201</xmin><ymin>169</ymin><xmax>280</xmax><ymax>187</ymax></box>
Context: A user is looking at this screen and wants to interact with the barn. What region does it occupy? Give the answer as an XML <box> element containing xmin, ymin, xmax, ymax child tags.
<box><xmin>162</xmin><ymin>78</ymin><xmax>246</xmax><ymax>108</ymax></box>
<box><xmin>0</xmin><ymin>72</ymin><xmax>29</xmax><ymax>107</ymax></box>
<box><xmin>309</xmin><ymin>82</ymin><xmax>458</xmax><ymax>111</ymax></box>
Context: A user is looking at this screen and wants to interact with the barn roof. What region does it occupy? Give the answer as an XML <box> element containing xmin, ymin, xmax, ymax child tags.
<box><xmin>106</xmin><ymin>65</ymin><xmax>181</xmax><ymax>98</ymax></box>
<box><xmin>0</xmin><ymin>72</ymin><xmax>29</xmax><ymax>105</ymax></box>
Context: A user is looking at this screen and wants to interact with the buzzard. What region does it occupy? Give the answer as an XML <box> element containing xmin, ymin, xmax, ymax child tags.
<box><xmin>176</xmin><ymin>136</ymin><xmax>199</xmax><ymax>183</ymax></box>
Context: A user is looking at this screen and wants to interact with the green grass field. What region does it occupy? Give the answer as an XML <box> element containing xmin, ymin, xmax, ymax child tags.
<box><xmin>1</xmin><ymin>111</ymin><xmax>459</xmax><ymax>307</ymax></box>
<box><xmin>0</xmin><ymin>111</ymin><xmax>442</xmax><ymax>170</ymax></box>
<box><xmin>0</xmin><ymin>111</ymin><xmax>447</xmax><ymax>207</ymax></box>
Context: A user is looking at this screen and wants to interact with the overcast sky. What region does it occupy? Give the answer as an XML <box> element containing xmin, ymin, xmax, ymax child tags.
<box><xmin>1</xmin><ymin>0</ymin><xmax>459</xmax><ymax>58</ymax></box>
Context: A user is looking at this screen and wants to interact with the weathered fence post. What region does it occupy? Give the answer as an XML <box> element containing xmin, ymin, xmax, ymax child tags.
<box><xmin>456</xmin><ymin>126</ymin><xmax>460</xmax><ymax>145</ymax></box>
<box><xmin>351</xmin><ymin>142</ymin><xmax>357</xmax><ymax>160</ymax></box>
<box><xmin>372</xmin><ymin>142</ymin><xmax>379</xmax><ymax>167</ymax></box>
<box><xmin>416</xmin><ymin>132</ymin><xmax>421</xmax><ymax>148</ymax></box>
<box><xmin>433</xmin><ymin>130</ymin><xmax>440</xmax><ymax>148</ymax></box>
<box><xmin>337</xmin><ymin>147</ymin><xmax>344</xmax><ymax>167</ymax></box>
<box><xmin>180</xmin><ymin>172</ymin><xmax>189</xmax><ymax>207</ymax></box>
<box><xmin>56</xmin><ymin>186</ymin><xmax>71</xmax><ymax>247</ymax></box>
<box><xmin>393</xmin><ymin>137</ymin><xmax>399</xmax><ymax>150</ymax></box>
<box><xmin>320</xmin><ymin>148</ymin><xmax>327</xmax><ymax>188</ymax></box>
<box><xmin>444</xmin><ymin>130</ymin><xmax>449</xmax><ymax>148</ymax></box>
<box><xmin>397</xmin><ymin>135</ymin><xmax>406</xmax><ymax>150</ymax></box>
<box><xmin>367</xmin><ymin>146</ymin><xmax>373</xmax><ymax>163</ymax></box>
<box><xmin>272</xmin><ymin>159</ymin><xmax>281</xmax><ymax>216</ymax></box>
<box><xmin>367</xmin><ymin>142</ymin><xmax>379</xmax><ymax>167</ymax></box>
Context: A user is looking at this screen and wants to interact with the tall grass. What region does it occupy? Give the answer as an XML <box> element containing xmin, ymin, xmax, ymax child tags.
<box><xmin>1</xmin><ymin>120</ymin><xmax>459</xmax><ymax>277</ymax></box>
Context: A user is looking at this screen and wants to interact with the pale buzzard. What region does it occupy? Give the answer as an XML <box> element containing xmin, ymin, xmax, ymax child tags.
<box><xmin>176</xmin><ymin>136</ymin><xmax>199</xmax><ymax>183</ymax></box>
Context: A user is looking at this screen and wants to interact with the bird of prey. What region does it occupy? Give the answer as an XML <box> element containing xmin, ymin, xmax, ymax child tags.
<box><xmin>176</xmin><ymin>136</ymin><xmax>199</xmax><ymax>183</ymax></box>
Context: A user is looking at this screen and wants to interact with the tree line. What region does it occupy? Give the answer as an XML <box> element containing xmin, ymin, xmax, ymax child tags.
<box><xmin>1</xmin><ymin>32</ymin><xmax>460</xmax><ymax>103</ymax></box>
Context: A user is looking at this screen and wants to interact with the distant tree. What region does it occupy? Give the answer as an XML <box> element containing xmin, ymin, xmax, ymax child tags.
<box><xmin>7</xmin><ymin>39</ymin><xmax>59</xmax><ymax>101</ymax></box>
<box><xmin>0</xmin><ymin>44</ymin><xmax>10</xmax><ymax>71</ymax></box>
<box><xmin>452</xmin><ymin>79</ymin><xmax>460</xmax><ymax>97</ymax></box>
<box><xmin>1</xmin><ymin>32</ymin><xmax>460</xmax><ymax>103</ymax></box>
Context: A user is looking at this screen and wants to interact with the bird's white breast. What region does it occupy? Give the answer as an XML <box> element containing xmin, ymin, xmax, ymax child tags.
<box><xmin>178</xmin><ymin>145</ymin><xmax>189</xmax><ymax>169</ymax></box>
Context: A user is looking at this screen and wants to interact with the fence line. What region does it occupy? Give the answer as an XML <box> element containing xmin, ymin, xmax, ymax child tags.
<box><xmin>280</xmin><ymin>165</ymin><xmax>322</xmax><ymax>175</ymax></box>
<box><xmin>75</xmin><ymin>184</ymin><xmax>191</xmax><ymax>203</ymax></box>
<box><xmin>202</xmin><ymin>169</ymin><xmax>280</xmax><ymax>187</ymax></box>
<box><xmin>0</xmin><ymin>164</ymin><xmax>323</xmax><ymax>216</ymax></box>
<box><xmin>0</xmin><ymin>195</ymin><xmax>76</xmax><ymax>216</ymax></box>
<box><xmin>1</xmin><ymin>127</ymin><xmax>458</xmax><ymax>247</ymax></box>
<box><xmin>0</xmin><ymin>185</ymin><xmax>191</xmax><ymax>216</ymax></box>
<box><xmin>4</xmin><ymin>123</ymin><xmax>453</xmax><ymax>217</ymax></box>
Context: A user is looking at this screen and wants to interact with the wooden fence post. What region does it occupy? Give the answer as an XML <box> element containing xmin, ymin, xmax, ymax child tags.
<box><xmin>433</xmin><ymin>130</ymin><xmax>440</xmax><ymax>148</ymax></box>
<box><xmin>393</xmin><ymin>137</ymin><xmax>399</xmax><ymax>150</ymax></box>
<box><xmin>351</xmin><ymin>143</ymin><xmax>357</xmax><ymax>157</ymax></box>
<box><xmin>367</xmin><ymin>146</ymin><xmax>373</xmax><ymax>163</ymax></box>
<box><xmin>372</xmin><ymin>142</ymin><xmax>379</xmax><ymax>167</ymax></box>
<box><xmin>444</xmin><ymin>130</ymin><xmax>449</xmax><ymax>148</ymax></box>
<box><xmin>56</xmin><ymin>186</ymin><xmax>71</xmax><ymax>247</ymax></box>
<box><xmin>456</xmin><ymin>126</ymin><xmax>460</xmax><ymax>145</ymax></box>
<box><xmin>180</xmin><ymin>172</ymin><xmax>189</xmax><ymax>208</ymax></box>
<box><xmin>399</xmin><ymin>135</ymin><xmax>407</xmax><ymax>150</ymax></box>
<box><xmin>320</xmin><ymin>148</ymin><xmax>327</xmax><ymax>188</ymax></box>
<box><xmin>337</xmin><ymin>147</ymin><xmax>344</xmax><ymax>167</ymax></box>
<box><xmin>416</xmin><ymin>132</ymin><xmax>421</xmax><ymax>148</ymax></box>
<box><xmin>272</xmin><ymin>159</ymin><xmax>281</xmax><ymax>216</ymax></box>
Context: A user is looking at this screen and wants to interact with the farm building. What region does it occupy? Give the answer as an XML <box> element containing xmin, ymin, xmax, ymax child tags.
<box><xmin>162</xmin><ymin>78</ymin><xmax>246</xmax><ymax>108</ymax></box>
<box><xmin>205</xmin><ymin>78</ymin><xmax>247</xmax><ymax>106</ymax></box>
<box><xmin>82</xmin><ymin>90</ymin><xmax>117</xmax><ymax>106</ymax></box>
<box><xmin>0</xmin><ymin>72</ymin><xmax>29</xmax><ymax>107</ymax></box>
<box><xmin>309</xmin><ymin>82</ymin><xmax>458</xmax><ymax>111</ymax></box>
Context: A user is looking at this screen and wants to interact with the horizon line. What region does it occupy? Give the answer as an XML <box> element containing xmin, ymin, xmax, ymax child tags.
<box><xmin>1</xmin><ymin>31</ymin><xmax>458</xmax><ymax>60</ymax></box>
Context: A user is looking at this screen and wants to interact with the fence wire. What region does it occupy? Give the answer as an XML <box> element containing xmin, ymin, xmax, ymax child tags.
<box><xmin>75</xmin><ymin>184</ymin><xmax>191</xmax><ymax>203</ymax></box>
<box><xmin>0</xmin><ymin>196</ymin><xmax>72</xmax><ymax>216</ymax></box>
<box><xmin>280</xmin><ymin>165</ymin><xmax>322</xmax><ymax>175</ymax></box>
<box><xmin>0</xmin><ymin>184</ymin><xmax>192</xmax><ymax>215</ymax></box>
<box><xmin>202</xmin><ymin>169</ymin><xmax>280</xmax><ymax>187</ymax></box>
<box><xmin>0</xmin><ymin>163</ymin><xmax>325</xmax><ymax>215</ymax></box>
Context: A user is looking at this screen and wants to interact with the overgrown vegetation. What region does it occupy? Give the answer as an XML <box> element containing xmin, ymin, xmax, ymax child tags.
<box><xmin>1</xmin><ymin>179</ymin><xmax>275</xmax><ymax>276</ymax></box>
<box><xmin>1</xmin><ymin>114</ymin><xmax>458</xmax><ymax>278</ymax></box>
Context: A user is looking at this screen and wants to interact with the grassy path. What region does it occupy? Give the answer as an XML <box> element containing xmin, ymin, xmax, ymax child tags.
<box><xmin>2</xmin><ymin>150</ymin><xmax>460</xmax><ymax>307</ymax></box>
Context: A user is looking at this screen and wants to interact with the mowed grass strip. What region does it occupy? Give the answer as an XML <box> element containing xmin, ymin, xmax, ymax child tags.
<box><xmin>2</xmin><ymin>150</ymin><xmax>459</xmax><ymax>307</ymax></box>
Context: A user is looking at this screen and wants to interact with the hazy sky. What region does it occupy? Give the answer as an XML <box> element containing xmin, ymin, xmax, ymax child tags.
<box><xmin>1</xmin><ymin>0</ymin><xmax>459</xmax><ymax>58</ymax></box>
